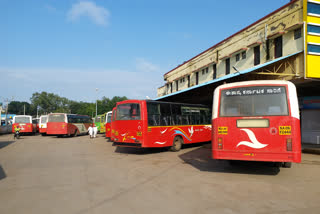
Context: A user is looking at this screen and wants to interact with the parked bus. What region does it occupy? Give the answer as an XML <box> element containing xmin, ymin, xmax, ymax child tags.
<box><xmin>94</xmin><ymin>114</ymin><xmax>104</xmax><ymax>133</ymax></box>
<box><xmin>110</xmin><ymin>107</ymin><xmax>116</xmax><ymax>142</ymax></box>
<box><xmin>100</xmin><ymin>113</ymin><xmax>106</xmax><ymax>133</ymax></box>
<box><xmin>212</xmin><ymin>80</ymin><xmax>301</xmax><ymax>168</ymax></box>
<box><xmin>39</xmin><ymin>115</ymin><xmax>48</xmax><ymax>136</ymax></box>
<box><xmin>12</xmin><ymin>115</ymin><xmax>36</xmax><ymax>134</ymax></box>
<box><xmin>47</xmin><ymin>113</ymin><xmax>92</xmax><ymax>137</ymax></box>
<box><xmin>112</xmin><ymin>100</ymin><xmax>211</xmax><ymax>151</ymax></box>
<box><xmin>105</xmin><ymin>111</ymin><xmax>112</xmax><ymax>139</ymax></box>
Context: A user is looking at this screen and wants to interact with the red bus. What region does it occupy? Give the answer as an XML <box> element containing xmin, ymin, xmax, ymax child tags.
<box><xmin>39</xmin><ymin>115</ymin><xmax>48</xmax><ymax>136</ymax></box>
<box><xmin>212</xmin><ymin>80</ymin><xmax>301</xmax><ymax>168</ymax></box>
<box><xmin>12</xmin><ymin>115</ymin><xmax>36</xmax><ymax>134</ymax></box>
<box><xmin>112</xmin><ymin>100</ymin><xmax>211</xmax><ymax>151</ymax></box>
<box><xmin>105</xmin><ymin>111</ymin><xmax>112</xmax><ymax>139</ymax></box>
<box><xmin>47</xmin><ymin>113</ymin><xmax>92</xmax><ymax>137</ymax></box>
<box><xmin>110</xmin><ymin>107</ymin><xmax>116</xmax><ymax>142</ymax></box>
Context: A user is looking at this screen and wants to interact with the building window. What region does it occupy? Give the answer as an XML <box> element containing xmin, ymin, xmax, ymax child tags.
<box><xmin>307</xmin><ymin>24</ymin><xmax>320</xmax><ymax>36</ymax></box>
<box><xmin>170</xmin><ymin>82</ymin><xmax>173</xmax><ymax>93</ymax></box>
<box><xmin>225</xmin><ymin>58</ymin><xmax>230</xmax><ymax>75</ymax></box>
<box><xmin>254</xmin><ymin>46</ymin><xmax>260</xmax><ymax>66</ymax></box>
<box><xmin>308</xmin><ymin>2</ymin><xmax>320</xmax><ymax>16</ymax></box>
<box><xmin>242</xmin><ymin>51</ymin><xmax>246</xmax><ymax>60</ymax></box>
<box><xmin>274</xmin><ymin>36</ymin><xmax>283</xmax><ymax>58</ymax></box>
<box><xmin>236</xmin><ymin>53</ymin><xmax>240</xmax><ymax>62</ymax></box>
<box><xmin>294</xmin><ymin>28</ymin><xmax>302</xmax><ymax>39</ymax></box>
<box><xmin>206</xmin><ymin>67</ymin><xmax>208</xmax><ymax>73</ymax></box>
<box><xmin>176</xmin><ymin>80</ymin><xmax>179</xmax><ymax>91</ymax></box>
<box><xmin>201</xmin><ymin>68</ymin><xmax>208</xmax><ymax>75</ymax></box>
<box><xmin>308</xmin><ymin>43</ymin><xmax>320</xmax><ymax>55</ymax></box>
<box><xmin>213</xmin><ymin>64</ymin><xmax>217</xmax><ymax>79</ymax></box>
<box><xmin>187</xmin><ymin>75</ymin><xmax>190</xmax><ymax>87</ymax></box>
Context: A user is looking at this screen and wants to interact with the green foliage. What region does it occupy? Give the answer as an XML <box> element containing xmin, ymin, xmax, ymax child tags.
<box><xmin>8</xmin><ymin>92</ymin><xmax>128</xmax><ymax>117</ymax></box>
<box><xmin>8</xmin><ymin>101</ymin><xmax>33</xmax><ymax>115</ymax></box>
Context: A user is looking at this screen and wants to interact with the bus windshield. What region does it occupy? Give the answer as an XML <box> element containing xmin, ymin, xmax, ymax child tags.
<box><xmin>106</xmin><ymin>114</ymin><xmax>112</xmax><ymax>123</ymax></box>
<box><xmin>15</xmin><ymin>117</ymin><xmax>30</xmax><ymax>123</ymax></box>
<box><xmin>116</xmin><ymin>103</ymin><xmax>141</xmax><ymax>120</ymax></box>
<box><xmin>220</xmin><ymin>86</ymin><xmax>289</xmax><ymax>117</ymax></box>
<box><xmin>40</xmin><ymin>116</ymin><xmax>48</xmax><ymax>123</ymax></box>
<box><xmin>48</xmin><ymin>114</ymin><xmax>66</xmax><ymax>122</ymax></box>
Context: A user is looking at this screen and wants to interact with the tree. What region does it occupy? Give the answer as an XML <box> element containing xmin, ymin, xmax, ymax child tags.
<box><xmin>8</xmin><ymin>101</ymin><xmax>32</xmax><ymax>115</ymax></box>
<box><xmin>30</xmin><ymin>92</ymin><xmax>70</xmax><ymax>114</ymax></box>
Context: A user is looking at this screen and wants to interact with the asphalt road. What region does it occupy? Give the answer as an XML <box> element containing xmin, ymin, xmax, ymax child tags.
<box><xmin>0</xmin><ymin>134</ymin><xmax>320</xmax><ymax>214</ymax></box>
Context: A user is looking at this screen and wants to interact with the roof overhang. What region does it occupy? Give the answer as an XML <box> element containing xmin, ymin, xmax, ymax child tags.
<box><xmin>155</xmin><ymin>51</ymin><xmax>303</xmax><ymax>101</ymax></box>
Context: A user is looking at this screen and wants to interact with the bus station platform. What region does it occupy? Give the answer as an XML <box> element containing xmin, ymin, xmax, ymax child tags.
<box><xmin>302</xmin><ymin>143</ymin><xmax>320</xmax><ymax>155</ymax></box>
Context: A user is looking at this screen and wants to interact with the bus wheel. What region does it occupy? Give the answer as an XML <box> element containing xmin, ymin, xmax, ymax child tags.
<box><xmin>170</xmin><ymin>136</ymin><xmax>183</xmax><ymax>152</ymax></box>
<box><xmin>282</xmin><ymin>162</ymin><xmax>292</xmax><ymax>168</ymax></box>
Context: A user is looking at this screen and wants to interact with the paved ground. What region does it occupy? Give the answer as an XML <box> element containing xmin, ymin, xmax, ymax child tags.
<box><xmin>0</xmin><ymin>134</ymin><xmax>320</xmax><ymax>214</ymax></box>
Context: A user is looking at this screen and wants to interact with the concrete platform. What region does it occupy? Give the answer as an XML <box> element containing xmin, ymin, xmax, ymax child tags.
<box><xmin>302</xmin><ymin>143</ymin><xmax>320</xmax><ymax>155</ymax></box>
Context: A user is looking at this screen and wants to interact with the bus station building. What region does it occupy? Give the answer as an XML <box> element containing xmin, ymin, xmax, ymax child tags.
<box><xmin>156</xmin><ymin>0</ymin><xmax>320</xmax><ymax>145</ymax></box>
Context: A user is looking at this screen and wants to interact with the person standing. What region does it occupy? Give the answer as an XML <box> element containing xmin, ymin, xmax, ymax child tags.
<box><xmin>93</xmin><ymin>124</ymin><xmax>98</xmax><ymax>138</ymax></box>
<box><xmin>88</xmin><ymin>124</ymin><xmax>93</xmax><ymax>139</ymax></box>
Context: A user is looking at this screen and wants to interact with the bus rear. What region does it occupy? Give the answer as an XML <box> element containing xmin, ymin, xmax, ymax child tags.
<box><xmin>12</xmin><ymin>115</ymin><xmax>35</xmax><ymax>134</ymax></box>
<box><xmin>105</xmin><ymin>111</ymin><xmax>112</xmax><ymax>138</ymax></box>
<box><xmin>47</xmin><ymin>113</ymin><xmax>67</xmax><ymax>136</ymax></box>
<box><xmin>39</xmin><ymin>115</ymin><xmax>48</xmax><ymax>135</ymax></box>
<box><xmin>212</xmin><ymin>80</ymin><xmax>301</xmax><ymax>167</ymax></box>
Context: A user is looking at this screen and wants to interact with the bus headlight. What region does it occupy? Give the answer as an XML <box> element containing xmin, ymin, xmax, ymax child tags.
<box><xmin>286</xmin><ymin>138</ymin><xmax>292</xmax><ymax>151</ymax></box>
<box><xmin>218</xmin><ymin>138</ymin><xmax>223</xmax><ymax>149</ymax></box>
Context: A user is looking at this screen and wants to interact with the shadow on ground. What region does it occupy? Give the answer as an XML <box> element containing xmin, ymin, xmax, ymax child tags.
<box><xmin>114</xmin><ymin>146</ymin><xmax>169</xmax><ymax>155</ymax></box>
<box><xmin>0</xmin><ymin>165</ymin><xmax>6</xmax><ymax>180</ymax></box>
<box><xmin>113</xmin><ymin>142</ymin><xmax>210</xmax><ymax>155</ymax></box>
<box><xmin>179</xmin><ymin>146</ymin><xmax>280</xmax><ymax>176</ymax></box>
<box><xmin>0</xmin><ymin>141</ymin><xmax>15</xmax><ymax>149</ymax></box>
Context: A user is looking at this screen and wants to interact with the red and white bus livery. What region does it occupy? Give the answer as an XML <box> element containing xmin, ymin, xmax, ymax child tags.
<box><xmin>39</xmin><ymin>115</ymin><xmax>48</xmax><ymax>135</ymax></box>
<box><xmin>212</xmin><ymin>80</ymin><xmax>301</xmax><ymax>167</ymax></box>
<box><xmin>47</xmin><ymin>113</ymin><xmax>92</xmax><ymax>137</ymax></box>
<box><xmin>105</xmin><ymin>111</ymin><xmax>112</xmax><ymax>139</ymax></box>
<box><xmin>12</xmin><ymin>115</ymin><xmax>36</xmax><ymax>134</ymax></box>
<box><xmin>112</xmin><ymin>100</ymin><xmax>211</xmax><ymax>151</ymax></box>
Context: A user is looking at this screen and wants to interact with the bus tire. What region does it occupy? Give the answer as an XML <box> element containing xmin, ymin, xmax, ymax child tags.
<box><xmin>282</xmin><ymin>162</ymin><xmax>292</xmax><ymax>168</ymax></box>
<box><xmin>170</xmin><ymin>136</ymin><xmax>183</xmax><ymax>152</ymax></box>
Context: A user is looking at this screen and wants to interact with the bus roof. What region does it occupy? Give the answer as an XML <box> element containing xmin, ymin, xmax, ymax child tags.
<box><xmin>214</xmin><ymin>80</ymin><xmax>295</xmax><ymax>90</ymax></box>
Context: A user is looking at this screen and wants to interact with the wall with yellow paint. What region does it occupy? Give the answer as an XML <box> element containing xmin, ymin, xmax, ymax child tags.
<box><xmin>304</xmin><ymin>0</ymin><xmax>320</xmax><ymax>78</ymax></box>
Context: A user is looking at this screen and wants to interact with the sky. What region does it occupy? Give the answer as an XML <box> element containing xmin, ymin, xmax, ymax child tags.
<box><xmin>0</xmin><ymin>0</ymin><xmax>292</xmax><ymax>103</ymax></box>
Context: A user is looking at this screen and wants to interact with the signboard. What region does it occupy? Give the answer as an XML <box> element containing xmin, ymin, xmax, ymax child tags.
<box><xmin>222</xmin><ymin>86</ymin><xmax>285</xmax><ymax>97</ymax></box>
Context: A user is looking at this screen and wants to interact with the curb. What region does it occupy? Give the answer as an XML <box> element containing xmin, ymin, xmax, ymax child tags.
<box><xmin>302</xmin><ymin>148</ymin><xmax>320</xmax><ymax>155</ymax></box>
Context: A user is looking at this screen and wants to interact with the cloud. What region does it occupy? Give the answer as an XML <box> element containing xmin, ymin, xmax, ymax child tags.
<box><xmin>135</xmin><ymin>58</ymin><xmax>159</xmax><ymax>73</ymax></box>
<box><xmin>45</xmin><ymin>4</ymin><xmax>57</xmax><ymax>13</ymax></box>
<box><xmin>67</xmin><ymin>1</ymin><xmax>110</xmax><ymax>27</ymax></box>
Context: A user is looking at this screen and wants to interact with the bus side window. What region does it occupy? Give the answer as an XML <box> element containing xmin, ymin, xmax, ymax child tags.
<box><xmin>160</xmin><ymin>103</ymin><xmax>171</xmax><ymax>126</ymax></box>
